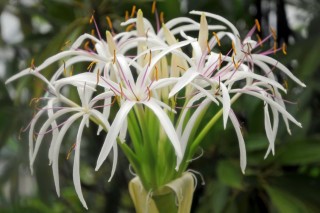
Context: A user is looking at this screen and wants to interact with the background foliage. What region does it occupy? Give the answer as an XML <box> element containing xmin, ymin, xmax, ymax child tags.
<box><xmin>0</xmin><ymin>0</ymin><xmax>319</xmax><ymax>212</ymax></box>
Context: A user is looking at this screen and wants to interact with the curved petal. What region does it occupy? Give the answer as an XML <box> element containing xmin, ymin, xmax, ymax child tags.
<box><xmin>73</xmin><ymin>115</ymin><xmax>89</xmax><ymax>209</ymax></box>
<box><xmin>52</xmin><ymin>112</ymin><xmax>83</xmax><ymax>196</ymax></box>
<box><xmin>95</xmin><ymin>101</ymin><xmax>135</xmax><ymax>171</ymax></box>
<box><xmin>144</xmin><ymin>99</ymin><xmax>183</xmax><ymax>168</ymax></box>
<box><xmin>229</xmin><ymin>110</ymin><xmax>247</xmax><ymax>173</ymax></box>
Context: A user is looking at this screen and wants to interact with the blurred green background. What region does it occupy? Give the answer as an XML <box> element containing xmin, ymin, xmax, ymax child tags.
<box><xmin>0</xmin><ymin>0</ymin><xmax>319</xmax><ymax>212</ymax></box>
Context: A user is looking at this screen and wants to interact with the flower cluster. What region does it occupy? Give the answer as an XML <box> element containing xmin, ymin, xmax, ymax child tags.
<box><xmin>6</xmin><ymin>9</ymin><xmax>305</xmax><ymax>209</ymax></box>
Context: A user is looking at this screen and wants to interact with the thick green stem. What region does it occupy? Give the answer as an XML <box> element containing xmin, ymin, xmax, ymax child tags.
<box><xmin>153</xmin><ymin>188</ymin><xmax>178</xmax><ymax>213</ymax></box>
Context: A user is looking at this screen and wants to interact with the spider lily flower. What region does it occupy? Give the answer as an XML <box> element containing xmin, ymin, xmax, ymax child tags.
<box><xmin>28</xmin><ymin>84</ymin><xmax>112</xmax><ymax>209</ymax></box>
<box><xmin>168</xmin><ymin>11</ymin><xmax>305</xmax><ymax>172</ymax></box>
<box><xmin>53</xmin><ymin>38</ymin><xmax>195</xmax><ymax>172</ymax></box>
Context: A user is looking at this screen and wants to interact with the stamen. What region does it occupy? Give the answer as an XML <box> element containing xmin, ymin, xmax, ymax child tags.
<box><xmin>29</xmin><ymin>97</ymin><xmax>40</xmax><ymax>106</ymax></box>
<box><xmin>148</xmin><ymin>50</ymin><xmax>152</xmax><ymax>66</ymax></box>
<box><xmin>215</xmin><ymin>76</ymin><xmax>221</xmax><ymax>95</ymax></box>
<box><xmin>96</xmin><ymin>69</ymin><xmax>100</xmax><ymax>85</ymax></box>
<box><xmin>147</xmin><ymin>86</ymin><xmax>151</xmax><ymax>101</ymax></box>
<box><xmin>126</xmin><ymin>24</ymin><xmax>135</xmax><ymax>32</ymax></box>
<box><xmin>256</xmin><ymin>34</ymin><xmax>263</xmax><ymax>47</ymax></box>
<box><xmin>84</xmin><ymin>41</ymin><xmax>91</xmax><ymax>51</ymax></box>
<box><xmin>212</xmin><ymin>32</ymin><xmax>221</xmax><ymax>46</ymax></box>
<box><xmin>160</xmin><ymin>12</ymin><xmax>164</xmax><ymax>24</ymax></box>
<box><xmin>63</xmin><ymin>60</ymin><xmax>67</xmax><ymax>75</ymax></box>
<box><xmin>255</xmin><ymin>19</ymin><xmax>261</xmax><ymax>32</ymax></box>
<box><xmin>130</xmin><ymin>5</ymin><xmax>136</xmax><ymax>18</ymax></box>
<box><xmin>206</xmin><ymin>40</ymin><xmax>211</xmax><ymax>53</ymax></box>
<box><xmin>119</xmin><ymin>83</ymin><xmax>124</xmax><ymax>98</ymax></box>
<box><xmin>106</xmin><ymin>16</ymin><xmax>113</xmax><ymax>31</ymax></box>
<box><xmin>232</xmin><ymin>41</ymin><xmax>237</xmax><ymax>55</ymax></box>
<box><xmin>283</xmin><ymin>80</ymin><xmax>288</xmax><ymax>90</ymax></box>
<box><xmin>270</xmin><ymin>27</ymin><xmax>277</xmax><ymax>40</ymax></box>
<box><xmin>282</xmin><ymin>43</ymin><xmax>287</xmax><ymax>55</ymax></box>
<box><xmin>232</xmin><ymin>55</ymin><xmax>239</xmax><ymax>69</ymax></box>
<box><xmin>70</xmin><ymin>66</ymin><xmax>74</xmax><ymax>76</ymax></box>
<box><xmin>113</xmin><ymin>50</ymin><xmax>116</xmax><ymax>64</ymax></box>
<box><xmin>61</xmin><ymin>40</ymin><xmax>71</xmax><ymax>51</ymax></box>
<box><xmin>30</xmin><ymin>58</ymin><xmax>36</xmax><ymax>70</ymax></box>
<box><xmin>273</xmin><ymin>42</ymin><xmax>277</xmax><ymax>54</ymax></box>
<box><xmin>218</xmin><ymin>52</ymin><xmax>222</xmax><ymax>69</ymax></box>
<box><xmin>125</xmin><ymin>10</ymin><xmax>129</xmax><ymax>21</ymax></box>
<box><xmin>89</xmin><ymin>14</ymin><xmax>94</xmax><ymax>24</ymax></box>
<box><xmin>66</xmin><ymin>143</ymin><xmax>76</xmax><ymax>160</ymax></box>
<box><xmin>177</xmin><ymin>65</ymin><xmax>186</xmax><ymax>71</ymax></box>
<box><xmin>87</xmin><ymin>61</ymin><xmax>97</xmax><ymax>71</ymax></box>
<box><xmin>154</xmin><ymin>65</ymin><xmax>159</xmax><ymax>80</ymax></box>
<box><xmin>91</xmin><ymin>29</ymin><xmax>95</xmax><ymax>37</ymax></box>
<box><xmin>152</xmin><ymin>0</ymin><xmax>156</xmax><ymax>14</ymax></box>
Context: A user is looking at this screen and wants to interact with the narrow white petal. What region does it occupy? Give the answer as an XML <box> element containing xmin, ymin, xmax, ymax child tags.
<box><xmin>231</xmin><ymin>88</ymin><xmax>302</xmax><ymax>127</ymax></box>
<box><xmin>28</xmin><ymin>109</ymin><xmax>45</xmax><ymax>174</ymax></box>
<box><xmin>95</xmin><ymin>101</ymin><xmax>135</xmax><ymax>171</ymax></box>
<box><xmin>144</xmin><ymin>99</ymin><xmax>183</xmax><ymax>166</ymax></box>
<box><xmin>252</xmin><ymin>54</ymin><xmax>306</xmax><ymax>87</ymax></box>
<box><xmin>52</xmin><ymin>112</ymin><xmax>83</xmax><ymax>197</ymax></box>
<box><xmin>108</xmin><ymin>142</ymin><xmax>118</xmax><ymax>182</ymax></box>
<box><xmin>169</xmin><ymin>69</ymin><xmax>199</xmax><ymax>98</ymax></box>
<box><xmin>73</xmin><ymin>115</ymin><xmax>89</xmax><ymax>209</ymax></box>
<box><xmin>31</xmin><ymin>108</ymin><xmax>76</xmax><ymax>167</ymax></box>
<box><xmin>229</xmin><ymin>110</ymin><xmax>247</xmax><ymax>173</ymax></box>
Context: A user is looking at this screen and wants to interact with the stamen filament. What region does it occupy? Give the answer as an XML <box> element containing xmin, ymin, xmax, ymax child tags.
<box><xmin>212</xmin><ymin>32</ymin><xmax>221</xmax><ymax>46</ymax></box>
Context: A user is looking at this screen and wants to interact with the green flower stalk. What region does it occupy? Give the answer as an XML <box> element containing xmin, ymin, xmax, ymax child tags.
<box><xmin>6</xmin><ymin>6</ymin><xmax>304</xmax><ymax>210</ymax></box>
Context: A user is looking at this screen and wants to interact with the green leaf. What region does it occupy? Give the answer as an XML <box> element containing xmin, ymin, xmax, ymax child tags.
<box><xmin>264</xmin><ymin>185</ymin><xmax>311</xmax><ymax>213</ymax></box>
<box><xmin>217</xmin><ymin>160</ymin><xmax>243</xmax><ymax>190</ymax></box>
<box><xmin>276</xmin><ymin>138</ymin><xmax>320</xmax><ymax>165</ymax></box>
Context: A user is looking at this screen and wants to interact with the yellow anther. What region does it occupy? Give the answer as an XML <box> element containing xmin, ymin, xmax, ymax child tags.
<box><xmin>212</xmin><ymin>32</ymin><xmax>221</xmax><ymax>46</ymax></box>
<box><xmin>207</xmin><ymin>40</ymin><xmax>211</xmax><ymax>53</ymax></box>
<box><xmin>232</xmin><ymin>55</ymin><xmax>239</xmax><ymax>70</ymax></box>
<box><xmin>160</xmin><ymin>12</ymin><xmax>164</xmax><ymax>24</ymax></box>
<box><xmin>61</xmin><ymin>40</ymin><xmax>71</xmax><ymax>50</ymax></box>
<box><xmin>87</xmin><ymin>61</ymin><xmax>97</xmax><ymax>71</ymax></box>
<box><xmin>232</xmin><ymin>40</ymin><xmax>237</xmax><ymax>55</ymax></box>
<box><xmin>126</xmin><ymin>24</ymin><xmax>134</xmax><ymax>32</ymax></box>
<box><xmin>113</xmin><ymin>50</ymin><xmax>116</xmax><ymax>64</ymax></box>
<box><xmin>106</xmin><ymin>16</ymin><xmax>113</xmax><ymax>31</ymax></box>
<box><xmin>154</xmin><ymin>65</ymin><xmax>159</xmax><ymax>80</ymax></box>
<box><xmin>70</xmin><ymin>66</ymin><xmax>74</xmax><ymax>76</ymax></box>
<box><xmin>270</xmin><ymin>27</ymin><xmax>277</xmax><ymax>40</ymax></box>
<box><xmin>218</xmin><ymin>52</ymin><xmax>222</xmax><ymax>69</ymax></box>
<box><xmin>96</xmin><ymin>69</ymin><xmax>100</xmax><ymax>85</ymax></box>
<box><xmin>148</xmin><ymin>50</ymin><xmax>152</xmax><ymax>66</ymax></box>
<box><xmin>91</xmin><ymin>29</ymin><xmax>95</xmax><ymax>36</ymax></box>
<box><xmin>282</xmin><ymin>43</ymin><xmax>287</xmax><ymax>55</ymax></box>
<box><xmin>177</xmin><ymin>65</ymin><xmax>186</xmax><ymax>71</ymax></box>
<box><xmin>89</xmin><ymin>15</ymin><xmax>94</xmax><ymax>24</ymax></box>
<box><xmin>283</xmin><ymin>80</ymin><xmax>288</xmax><ymax>90</ymax></box>
<box><xmin>119</xmin><ymin>83</ymin><xmax>124</xmax><ymax>98</ymax></box>
<box><xmin>255</xmin><ymin>19</ymin><xmax>261</xmax><ymax>32</ymax></box>
<box><xmin>273</xmin><ymin>42</ymin><xmax>277</xmax><ymax>54</ymax></box>
<box><xmin>256</xmin><ymin>34</ymin><xmax>263</xmax><ymax>47</ymax></box>
<box><xmin>125</xmin><ymin>10</ymin><xmax>129</xmax><ymax>21</ymax></box>
<box><xmin>66</xmin><ymin>143</ymin><xmax>76</xmax><ymax>160</ymax></box>
<box><xmin>84</xmin><ymin>41</ymin><xmax>90</xmax><ymax>51</ymax></box>
<box><xmin>30</xmin><ymin>58</ymin><xmax>35</xmax><ymax>70</ymax></box>
<box><xmin>130</xmin><ymin>5</ymin><xmax>136</xmax><ymax>18</ymax></box>
<box><xmin>29</xmin><ymin>97</ymin><xmax>40</xmax><ymax>106</ymax></box>
<box><xmin>147</xmin><ymin>86</ymin><xmax>151</xmax><ymax>101</ymax></box>
<box><xmin>152</xmin><ymin>0</ymin><xmax>156</xmax><ymax>14</ymax></box>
